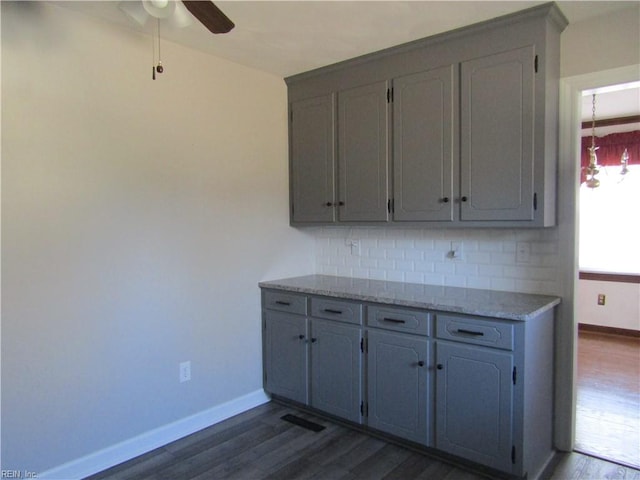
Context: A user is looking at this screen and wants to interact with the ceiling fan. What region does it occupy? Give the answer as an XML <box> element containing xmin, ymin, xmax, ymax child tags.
<box><xmin>119</xmin><ymin>0</ymin><xmax>234</xmax><ymax>34</ymax></box>
<box><xmin>119</xmin><ymin>0</ymin><xmax>234</xmax><ymax>78</ymax></box>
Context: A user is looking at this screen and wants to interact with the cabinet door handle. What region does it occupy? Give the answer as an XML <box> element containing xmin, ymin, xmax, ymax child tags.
<box><xmin>442</xmin><ymin>197</ymin><xmax>450</xmax><ymax>203</ymax></box>
<box><xmin>338</xmin><ymin>201</ymin><xmax>345</xmax><ymax>206</ymax></box>
<box><xmin>325</xmin><ymin>202</ymin><xmax>333</xmax><ymax>207</ymax></box>
<box><xmin>461</xmin><ymin>196</ymin><xmax>468</xmax><ymax>202</ymax></box>
<box><xmin>324</xmin><ymin>308</ymin><xmax>343</xmax><ymax>315</ymax></box>
<box><xmin>382</xmin><ymin>317</ymin><xmax>405</xmax><ymax>324</ymax></box>
<box><xmin>275</xmin><ymin>300</ymin><xmax>291</xmax><ymax>306</ymax></box>
<box><xmin>456</xmin><ymin>328</ymin><xmax>484</xmax><ymax>336</ymax></box>
<box><xmin>417</xmin><ymin>361</ymin><xmax>425</xmax><ymax>367</ymax></box>
<box><xmin>310</xmin><ymin>338</ymin><xmax>317</xmax><ymax>343</ymax></box>
<box><xmin>298</xmin><ymin>334</ymin><xmax>305</xmax><ymax>340</ymax></box>
<box><xmin>437</xmin><ymin>364</ymin><xmax>443</xmax><ymax>370</ymax></box>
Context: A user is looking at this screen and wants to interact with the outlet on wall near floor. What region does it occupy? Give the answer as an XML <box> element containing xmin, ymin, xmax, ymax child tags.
<box><xmin>179</xmin><ymin>361</ymin><xmax>191</xmax><ymax>383</ymax></box>
<box><xmin>597</xmin><ymin>294</ymin><xmax>606</xmax><ymax>306</ymax></box>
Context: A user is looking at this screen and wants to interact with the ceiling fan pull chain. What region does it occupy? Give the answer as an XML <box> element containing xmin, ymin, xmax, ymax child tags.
<box><xmin>151</xmin><ymin>18</ymin><xmax>156</xmax><ymax>80</ymax></box>
<box><xmin>156</xmin><ymin>18</ymin><xmax>164</xmax><ymax>74</ymax></box>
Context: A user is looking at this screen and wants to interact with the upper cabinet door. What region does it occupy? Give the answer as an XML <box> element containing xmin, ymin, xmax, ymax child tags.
<box><xmin>393</xmin><ymin>66</ymin><xmax>457</xmax><ymax>222</ymax></box>
<box><xmin>338</xmin><ymin>81</ymin><xmax>389</xmax><ymax>222</ymax></box>
<box><xmin>460</xmin><ymin>46</ymin><xmax>535</xmax><ymax>221</ymax></box>
<box><xmin>290</xmin><ymin>94</ymin><xmax>336</xmax><ymax>223</ymax></box>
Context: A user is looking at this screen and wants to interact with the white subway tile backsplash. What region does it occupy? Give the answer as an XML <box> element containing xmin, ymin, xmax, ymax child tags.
<box><xmin>491</xmin><ymin>277</ymin><xmax>518</xmax><ymax>291</ymax></box>
<box><xmin>314</xmin><ymin>227</ymin><xmax>559</xmax><ymax>295</ymax></box>
<box><xmin>395</xmin><ymin>259</ymin><xmax>415</xmax><ymax>272</ymax></box>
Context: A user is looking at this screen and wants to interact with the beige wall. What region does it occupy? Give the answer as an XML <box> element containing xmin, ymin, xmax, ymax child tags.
<box><xmin>561</xmin><ymin>4</ymin><xmax>640</xmax><ymax>78</ymax></box>
<box><xmin>2</xmin><ymin>1</ymin><xmax>639</xmax><ymax>475</ymax></box>
<box><xmin>1</xmin><ymin>1</ymin><xmax>313</xmax><ymax>473</ymax></box>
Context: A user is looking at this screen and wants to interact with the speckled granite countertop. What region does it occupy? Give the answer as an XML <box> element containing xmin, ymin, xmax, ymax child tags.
<box><xmin>259</xmin><ymin>275</ymin><xmax>561</xmax><ymax>321</ymax></box>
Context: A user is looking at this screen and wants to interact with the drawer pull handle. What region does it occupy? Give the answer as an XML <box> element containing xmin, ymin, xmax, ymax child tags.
<box><xmin>324</xmin><ymin>308</ymin><xmax>343</xmax><ymax>314</ymax></box>
<box><xmin>437</xmin><ymin>364</ymin><xmax>443</xmax><ymax>370</ymax></box>
<box><xmin>417</xmin><ymin>361</ymin><xmax>425</xmax><ymax>367</ymax></box>
<box><xmin>456</xmin><ymin>328</ymin><xmax>484</xmax><ymax>336</ymax></box>
<box><xmin>275</xmin><ymin>301</ymin><xmax>291</xmax><ymax>306</ymax></box>
<box><xmin>298</xmin><ymin>334</ymin><xmax>305</xmax><ymax>340</ymax></box>
<box><xmin>383</xmin><ymin>317</ymin><xmax>406</xmax><ymax>324</ymax></box>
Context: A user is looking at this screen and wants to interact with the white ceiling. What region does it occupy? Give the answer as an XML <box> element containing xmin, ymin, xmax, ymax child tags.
<box><xmin>55</xmin><ymin>1</ymin><xmax>640</xmax><ymax>122</ymax></box>
<box><xmin>58</xmin><ymin>1</ymin><xmax>637</xmax><ymax>78</ymax></box>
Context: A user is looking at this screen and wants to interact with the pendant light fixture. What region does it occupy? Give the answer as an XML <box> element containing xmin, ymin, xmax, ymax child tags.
<box><xmin>620</xmin><ymin>148</ymin><xmax>630</xmax><ymax>176</ymax></box>
<box><xmin>584</xmin><ymin>93</ymin><xmax>601</xmax><ymax>189</ymax></box>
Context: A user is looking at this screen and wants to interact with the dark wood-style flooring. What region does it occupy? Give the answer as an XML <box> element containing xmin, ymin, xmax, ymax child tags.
<box><xmin>86</xmin><ymin>401</ymin><xmax>640</xmax><ymax>480</ymax></box>
<box><xmin>576</xmin><ymin>328</ymin><xmax>640</xmax><ymax>469</ymax></box>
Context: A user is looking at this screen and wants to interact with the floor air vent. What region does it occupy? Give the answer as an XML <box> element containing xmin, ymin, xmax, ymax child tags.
<box><xmin>281</xmin><ymin>414</ymin><xmax>326</xmax><ymax>432</ymax></box>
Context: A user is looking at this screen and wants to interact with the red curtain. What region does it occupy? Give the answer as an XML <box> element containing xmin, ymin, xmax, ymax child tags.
<box><xmin>581</xmin><ymin>131</ymin><xmax>640</xmax><ymax>182</ymax></box>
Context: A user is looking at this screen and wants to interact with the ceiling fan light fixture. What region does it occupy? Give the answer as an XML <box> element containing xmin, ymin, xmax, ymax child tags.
<box><xmin>142</xmin><ymin>0</ymin><xmax>176</xmax><ymax>19</ymax></box>
<box><xmin>118</xmin><ymin>1</ymin><xmax>149</xmax><ymax>26</ymax></box>
<box><xmin>150</xmin><ymin>0</ymin><xmax>169</xmax><ymax>8</ymax></box>
<box><xmin>170</xmin><ymin>1</ymin><xmax>194</xmax><ymax>29</ymax></box>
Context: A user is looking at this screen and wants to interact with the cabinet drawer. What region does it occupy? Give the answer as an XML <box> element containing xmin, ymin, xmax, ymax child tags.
<box><xmin>311</xmin><ymin>297</ymin><xmax>362</xmax><ymax>325</ymax></box>
<box><xmin>263</xmin><ymin>290</ymin><xmax>307</xmax><ymax>315</ymax></box>
<box><xmin>367</xmin><ymin>306</ymin><xmax>430</xmax><ymax>335</ymax></box>
<box><xmin>436</xmin><ymin>314</ymin><xmax>514</xmax><ymax>351</ymax></box>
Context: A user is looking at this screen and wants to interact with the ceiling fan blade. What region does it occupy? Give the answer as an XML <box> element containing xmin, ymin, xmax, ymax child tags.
<box><xmin>181</xmin><ymin>1</ymin><xmax>234</xmax><ymax>34</ymax></box>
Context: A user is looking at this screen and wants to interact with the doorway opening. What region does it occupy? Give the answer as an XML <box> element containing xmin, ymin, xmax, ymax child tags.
<box><xmin>574</xmin><ymin>81</ymin><xmax>640</xmax><ymax>469</ymax></box>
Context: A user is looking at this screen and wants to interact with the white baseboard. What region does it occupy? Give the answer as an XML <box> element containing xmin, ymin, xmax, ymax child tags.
<box><xmin>39</xmin><ymin>389</ymin><xmax>270</xmax><ymax>480</ymax></box>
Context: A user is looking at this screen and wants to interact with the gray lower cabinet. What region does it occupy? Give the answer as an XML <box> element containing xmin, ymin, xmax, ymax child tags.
<box><xmin>263</xmin><ymin>309</ymin><xmax>308</xmax><ymax>404</ymax></box>
<box><xmin>435</xmin><ymin>341</ymin><xmax>514</xmax><ymax>472</ymax></box>
<box><xmin>262</xmin><ymin>288</ymin><xmax>555</xmax><ymax>478</ymax></box>
<box><xmin>310</xmin><ymin>319</ymin><xmax>362</xmax><ymax>423</ymax></box>
<box><xmin>263</xmin><ymin>291</ymin><xmax>363</xmax><ymax>424</ymax></box>
<box><xmin>367</xmin><ymin>329</ymin><xmax>429</xmax><ymax>445</ymax></box>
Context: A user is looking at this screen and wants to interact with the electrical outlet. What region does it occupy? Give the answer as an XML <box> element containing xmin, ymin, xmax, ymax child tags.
<box><xmin>447</xmin><ymin>241</ymin><xmax>463</xmax><ymax>261</ymax></box>
<box><xmin>597</xmin><ymin>294</ymin><xmax>606</xmax><ymax>306</ymax></box>
<box><xmin>179</xmin><ymin>361</ymin><xmax>191</xmax><ymax>383</ymax></box>
<box><xmin>516</xmin><ymin>242</ymin><xmax>531</xmax><ymax>263</ymax></box>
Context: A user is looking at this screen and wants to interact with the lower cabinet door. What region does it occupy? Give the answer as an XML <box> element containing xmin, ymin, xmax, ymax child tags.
<box><xmin>263</xmin><ymin>310</ymin><xmax>308</xmax><ymax>405</ymax></box>
<box><xmin>367</xmin><ymin>330</ymin><xmax>429</xmax><ymax>445</ymax></box>
<box><xmin>435</xmin><ymin>341</ymin><xmax>514</xmax><ymax>472</ymax></box>
<box><xmin>310</xmin><ymin>319</ymin><xmax>362</xmax><ymax>423</ymax></box>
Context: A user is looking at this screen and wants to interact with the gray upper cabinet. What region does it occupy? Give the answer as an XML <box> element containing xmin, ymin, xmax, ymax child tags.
<box><xmin>460</xmin><ymin>46</ymin><xmax>535</xmax><ymax>222</ymax></box>
<box><xmin>290</xmin><ymin>95</ymin><xmax>336</xmax><ymax>223</ymax></box>
<box><xmin>338</xmin><ymin>81</ymin><xmax>390</xmax><ymax>222</ymax></box>
<box><xmin>393</xmin><ymin>66</ymin><xmax>456</xmax><ymax>222</ymax></box>
<box><xmin>286</xmin><ymin>3</ymin><xmax>566</xmax><ymax>227</ymax></box>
